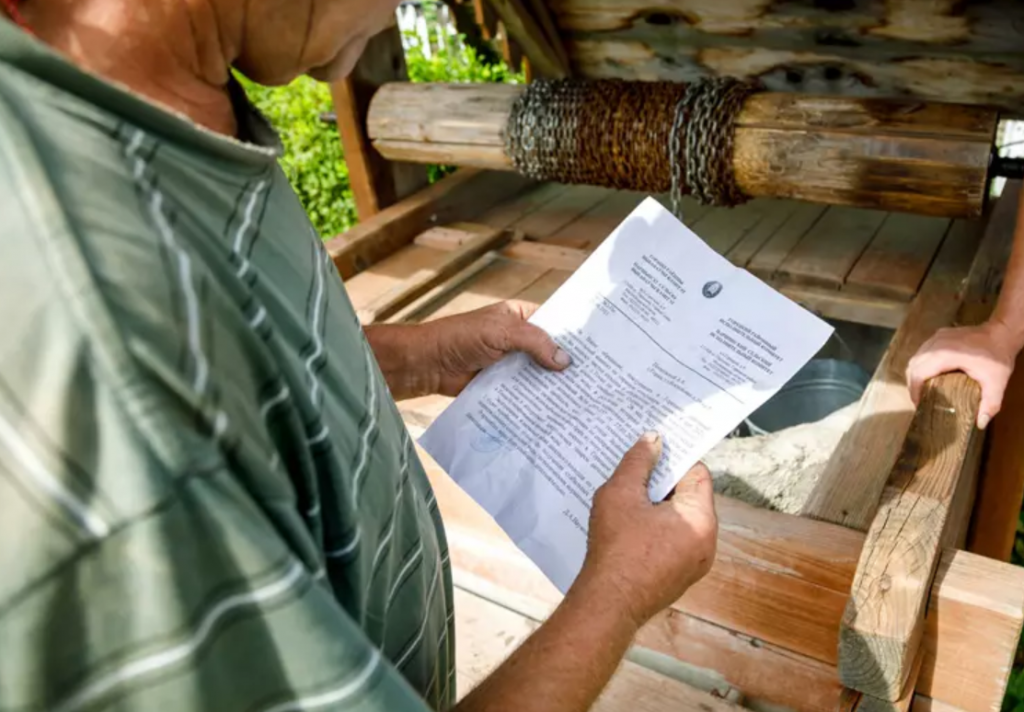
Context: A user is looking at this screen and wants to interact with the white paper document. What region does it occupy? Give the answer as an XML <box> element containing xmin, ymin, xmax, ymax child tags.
<box><xmin>419</xmin><ymin>198</ymin><xmax>834</xmax><ymax>592</ymax></box>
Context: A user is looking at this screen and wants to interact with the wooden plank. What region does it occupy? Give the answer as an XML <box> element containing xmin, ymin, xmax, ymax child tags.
<box><xmin>453</xmin><ymin>588</ymin><xmax>743</xmax><ymax>711</ymax></box>
<box><xmin>352</xmin><ymin>225</ymin><xmax>510</xmax><ymax>324</ymax></box>
<box><xmin>776</xmin><ymin>282</ymin><xmax>906</xmax><ymax>329</ymax></box>
<box><xmin>726</xmin><ymin>200</ymin><xmax>799</xmax><ymax>268</ymax></box>
<box><xmin>510</xmin><ymin>185</ymin><xmax>610</xmax><ymax>239</ymax></box>
<box><xmin>747</xmin><ymin>202</ymin><xmax>827</xmax><ymax>279</ymax></box>
<box><xmin>692</xmin><ymin>200</ymin><xmax>783</xmax><ymax>256</ymax></box>
<box><xmin>477</xmin><ymin>182</ymin><xmax>570</xmax><ymax>230</ymax></box>
<box><xmin>778</xmin><ymin>206</ymin><xmax>888</xmax><ymax>289</ymax></box>
<box><xmin>329</xmin><ymin>25</ymin><xmax>428</xmax><ymax>220</ymax></box>
<box><xmin>386</xmin><ymin>254</ymin><xmax>501</xmax><ymax>325</ymax></box>
<box><xmin>969</xmin><ymin>352</ymin><xmax>1024</xmax><ymax>560</ymax></box>
<box><xmin>918</xmin><ymin>550</ymin><xmax>1024</xmax><ymax>712</ymax></box>
<box><xmin>801</xmin><ymin>219</ymin><xmax>984</xmax><ymax>529</ymax></box>
<box><xmin>846</xmin><ymin>214</ymin><xmax>952</xmax><ymax>301</ymax></box>
<box><xmin>485</xmin><ymin>0</ymin><xmax>570</xmax><ymax>77</ymax></box>
<box><xmin>911</xmin><ymin>698</ymin><xmax>966</xmax><ymax>712</ymax></box>
<box><xmin>420</xmin><ymin>446</ymin><xmax>861</xmax><ymax>668</ymax></box>
<box><xmin>419</xmin><ymin>442</ymin><xmax>1023</xmax><ymax>712</ymax></box>
<box><xmin>561</xmin><ymin>38</ymin><xmax>1024</xmax><ymax>117</ymax></box>
<box><xmin>422</xmin><ymin>257</ymin><xmax>549</xmax><ymax>321</ymax></box>
<box><xmin>853</xmin><ymin>653</ymin><xmax>922</xmax><ymax>712</ymax></box>
<box><xmin>326</xmin><ymin>169</ymin><xmax>532</xmax><ymax>279</ymax></box>
<box><xmin>502</xmin><ymin>241</ymin><xmax>589</xmax><ymax>271</ymax></box>
<box><xmin>523</xmin><ymin>0</ymin><xmax>571</xmax><ymax>73</ymax></box>
<box><xmin>544</xmin><ymin>190</ymin><xmax>646</xmax><ymax>249</ymax></box>
<box><xmin>838</xmin><ymin>372</ymin><xmax>982</xmax><ymax>700</ymax></box>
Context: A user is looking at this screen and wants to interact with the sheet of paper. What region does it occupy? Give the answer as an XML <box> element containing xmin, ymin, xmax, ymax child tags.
<box><xmin>419</xmin><ymin>197</ymin><xmax>834</xmax><ymax>593</ymax></box>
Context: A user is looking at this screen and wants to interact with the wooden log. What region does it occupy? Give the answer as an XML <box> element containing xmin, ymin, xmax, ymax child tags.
<box><xmin>544</xmin><ymin>0</ymin><xmax>1024</xmax><ymax>115</ymax></box>
<box><xmin>801</xmin><ymin>219</ymin><xmax>983</xmax><ymax>528</ymax></box>
<box><xmin>367</xmin><ymin>83</ymin><xmax>997</xmax><ymax>218</ymax></box>
<box><xmin>325</xmin><ymin>169</ymin><xmax>532</xmax><ymax>279</ymax></box>
<box><xmin>329</xmin><ymin>25</ymin><xmax>428</xmax><ymax>220</ymax></box>
<box><xmin>838</xmin><ymin>372</ymin><xmax>982</xmax><ymax>700</ymax></box>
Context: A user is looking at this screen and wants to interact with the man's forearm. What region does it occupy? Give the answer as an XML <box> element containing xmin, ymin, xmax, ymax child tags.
<box><xmin>455</xmin><ymin>576</ymin><xmax>639</xmax><ymax>712</ymax></box>
<box><xmin>363</xmin><ymin>323</ymin><xmax>437</xmax><ymax>400</ymax></box>
<box><xmin>990</xmin><ymin>189</ymin><xmax>1024</xmax><ymax>350</ymax></box>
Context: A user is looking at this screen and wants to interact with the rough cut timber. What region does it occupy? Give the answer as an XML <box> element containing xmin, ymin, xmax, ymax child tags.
<box><xmin>410</xmin><ymin>441</ymin><xmax>1024</xmax><ymax>712</ymax></box>
<box><xmin>543</xmin><ymin>0</ymin><xmax>1024</xmax><ymax>116</ymax></box>
<box><xmin>485</xmin><ymin>0</ymin><xmax>570</xmax><ymax>77</ymax></box>
<box><xmin>329</xmin><ymin>24</ymin><xmax>428</xmax><ymax>220</ymax></box>
<box><xmin>838</xmin><ymin>372</ymin><xmax>982</xmax><ymax>701</ymax></box>
<box><xmin>367</xmin><ymin>82</ymin><xmax>997</xmax><ymax>218</ymax></box>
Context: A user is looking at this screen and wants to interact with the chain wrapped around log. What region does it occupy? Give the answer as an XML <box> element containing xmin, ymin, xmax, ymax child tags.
<box><xmin>367</xmin><ymin>81</ymin><xmax>1000</xmax><ymax>219</ymax></box>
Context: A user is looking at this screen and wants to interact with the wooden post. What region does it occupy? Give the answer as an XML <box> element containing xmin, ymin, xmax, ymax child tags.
<box><xmin>329</xmin><ymin>23</ymin><xmax>429</xmax><ymax>222</ymax></box>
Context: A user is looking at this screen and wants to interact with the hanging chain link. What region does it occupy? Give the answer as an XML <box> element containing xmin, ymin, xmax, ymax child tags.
<box><xmin>507</xmin><ymin>77</ymin><xmax>761</xmax><ymax>221</ymax></box>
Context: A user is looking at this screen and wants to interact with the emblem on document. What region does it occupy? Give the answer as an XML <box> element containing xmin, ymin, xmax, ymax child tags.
<box><xmin>702</xmin><ymin>281</ymin><xmax>723</xmax><ymax>299</ymax></box>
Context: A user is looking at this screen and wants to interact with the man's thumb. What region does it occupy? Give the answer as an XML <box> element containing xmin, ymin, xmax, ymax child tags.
<box><xmin>671</xmin><ymin>462</ymin><xmax>714</xmax><ymax>505</ymax></box>
<box><xmin>610</xmin><ymin>432</ymin><xmax>663</xmax><ymax>494</ymax></box>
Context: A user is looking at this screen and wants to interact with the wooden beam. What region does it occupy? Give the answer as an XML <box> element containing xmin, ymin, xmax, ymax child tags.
<box><xmin>801</xmin><ymin>219</ymin><xmax>983</xmax><ymax>528</ymax></box>
<box><xmin>918</xmin><ymin>549</ymin><xmax>1024</xmax><ymax>712</ymax></box>
<box><xmin>367</xmin><ymin>83</ymin><xmax>996</xmax><ymax>218</ymax></box>
<box><xmin>485</xmin><ymin>0</ymin><xmax>569</xmax><ymax>77</ymax></box>
<box><xmin>325</xmin><ymin>168</ymin><xmax>532</xmax><ymax>279</ymax></box>
<box><xmin>353</xmin><ymin>224</ymin><xmax>510</xmax><ymax>324</ymax></box>
<box><xmin>838</xmin><ymin>373</ymin><xmax>982</xmax><ymax>699</ymax></box>
<box><xmin>329</xmin><ymin>25</ymin><xmax>428</xmax><ymax>220</ymax></box>
<box><xmin>453</xmin><ymin>587</ymin><xmax>744</xmax><ymax>711</ymax></box>
<box><xmin>966</xmin><ymin>183</ymin><xmax>1024</xmax><ymax>560</ymax></box>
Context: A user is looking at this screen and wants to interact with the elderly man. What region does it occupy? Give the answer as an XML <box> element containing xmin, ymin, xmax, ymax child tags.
<box><xmin>0</xmin><ymin>2</ymin><xmax>717</xmax><ymax>711</ymax></box>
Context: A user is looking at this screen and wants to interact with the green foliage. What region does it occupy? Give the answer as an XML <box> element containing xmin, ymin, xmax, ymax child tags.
<box><xmin>237</xmin><ymin>74</ymin><xmax>357</xmax><ymax>238</ymax></box>
<box><xmin>1006</xmin><ymin>514</ymin><xmax>1024</xmax><ymax>711</ymax></box>
<box><xmin>237</xmin><ymin>22</ymin><xmax>521</xmax><ymax>237</ymax></box>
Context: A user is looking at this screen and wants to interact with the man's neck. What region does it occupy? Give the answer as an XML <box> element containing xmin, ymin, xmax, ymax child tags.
<box><xmin>19</xmin><ymin>0</ymin><xmax>242</xmax><ymax>136</ymax></box>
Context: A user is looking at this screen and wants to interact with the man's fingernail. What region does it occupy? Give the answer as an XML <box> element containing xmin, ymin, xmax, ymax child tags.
<box><xmin>554</xmin><ymin>348</ymin><xmax>572</xmax><ymax>367</ymax></box>
<box><xmin>642</xmin><ymin>431</ymin><xmax>660</xmax><ymax>444</ymax></box>
<box><xmin>978</xmin><ymin>413</ymin><xmax>991</xmax><ymax>430</ymax></box>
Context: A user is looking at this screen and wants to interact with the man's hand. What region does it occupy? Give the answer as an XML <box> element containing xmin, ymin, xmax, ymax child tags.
<box><xmin>455</xmin><ymin>433</ymin><xmax>717</xmax><ymax>712</ymax></box>
<box><xmin>366</xmin><ymin>301</ymin><xmax>570</xmax><ymax>400</ymax></box>
<box><xmin>906</xmin><ymin>319</ymin><xmax>1021</xmax><ymax>429</ymax></box>
<box><xmin>572</xmin><ymin>432</ymin><xmax>718</xmax><ymax>630</ymax></box>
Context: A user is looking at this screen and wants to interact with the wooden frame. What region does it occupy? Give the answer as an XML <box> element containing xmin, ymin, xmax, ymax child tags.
<box><xmin>325</xmin><ymin>3</ymin><xmax>1024</xmax><ymax>708</ymax></box>
<box><xmin>325</xmin><ymin>168</ymin><xmax>1024</xmax><ymax>711</ymax></box>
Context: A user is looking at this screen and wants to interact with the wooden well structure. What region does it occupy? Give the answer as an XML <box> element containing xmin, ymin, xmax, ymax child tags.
<box><xmin>326</xmin><ymin>2</ymin><xmax>1024</xmax><ymax>710</ymax></box>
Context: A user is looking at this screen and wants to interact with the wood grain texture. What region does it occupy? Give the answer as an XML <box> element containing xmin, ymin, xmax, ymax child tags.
<box><xmin>747</xmin><ymin>202</ymin><xmax>827</xmax><ymax>279</ymax></box>
<box><xmin>326</xmin><ymin>169</ymin><xmax>532</xmax><ymax>279</ymax></box>
<box><xmin>801</xmin><ymin>219</ymin><xmax>983</xmax><ymax>529</ymax></box>
<box><xmin>547</xmin><ymin>0</ymin><xmax>1024</xmax><ymax>116</ymax></box>
<box><xmin>484</xmin><ymin>0</ymin><xmax>570</xmax><ymax>77</ymax></box>
<box><xmin>778</xmin><ymin>206</ymin><xmax>888</xmax><ymax>288</ymax></box>
<box><xmin>351</xmin><ymin>225</ymin><xmax>509</xmax><ymax>324</ymax></box>
<box><xmin>453</xmin><ymin>588</ymin><xmax>743</xmax><ymax>711</ymax></box>
<box><xmin>501</xmin><ymin>241</ymin><xmax>590</xmax><ymax>271</ymax></box>
<box><xmin>544</xmin><ymin>190</ymin><xmax>646</xmax><ymax>248</ymax></box>
<box><xmin>367</xmin><ymin>83</ymin><xmax>996</xmax><ymax>218</ymax></box>
<box><xmin>775</xmin><ymin>283</ymin><xmax>907</xmax><ymax>329</ymax></box>
<box><xmin>918</xmin><ymin>550</ymin><xmax>1024</xmax><ymax>712</ymax></box>
<box><xmin>329</xmin><ymin>26</ymin><xmax>428</xmax><ymax>220</ymax></box>
<box><xmin>846</xmin><ymin>214</ymin><xmax>952</xmax><ymax>301</ymax></box>
<box><xmin>838</xmin><ymin>372</ymin><xmax>982</xmax><ymax>700</ymax></box>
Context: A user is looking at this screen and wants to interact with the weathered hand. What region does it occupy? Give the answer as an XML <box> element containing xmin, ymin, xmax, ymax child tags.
<box><xmin>420</xmin><ymin>300</ymin><xmax>571</xmax><ymax>397</ymax></box>
<box><xmin>572</xmin><ymin>433</ymin><xmax>718</xmax><ymax>630</ymax></box>
<box><xmin>906</xmin><ymin>320</ymin><xmax>1021</xmax><ymax>429</ymax></box>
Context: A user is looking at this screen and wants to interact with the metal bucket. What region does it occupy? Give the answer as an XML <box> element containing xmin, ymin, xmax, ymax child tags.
<box><xmin>744</xmin><ymin>359</ymin><xmax>869</xmax><ymax>436</ymax></box>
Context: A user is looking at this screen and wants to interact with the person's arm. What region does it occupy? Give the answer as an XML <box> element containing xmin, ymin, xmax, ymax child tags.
<box><xmin>908</xmin><ymin>188</ymin><xmax>1024</xmax><ymax>428</ymax></box>
<box><xmin>455</xmin><ymin>434</ymin><xmax>718</xmax><ymax>712</ymax></box>
<box><xmin>365</xmin><ymin>301</ymin><xmax>571</xmax><ymax>400</ymax></box>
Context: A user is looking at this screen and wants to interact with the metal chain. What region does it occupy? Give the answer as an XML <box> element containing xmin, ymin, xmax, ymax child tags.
<box><xmin>507</xmin><ymin>77</ymin><xmax>761</xmax><ymax>221</ymax></box>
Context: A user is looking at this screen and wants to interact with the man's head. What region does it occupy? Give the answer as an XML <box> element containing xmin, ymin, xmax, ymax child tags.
<box><xmin>233</xmin><ymin>0</ymin><xmax>404</xmax><ymax>85</ymax></box>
